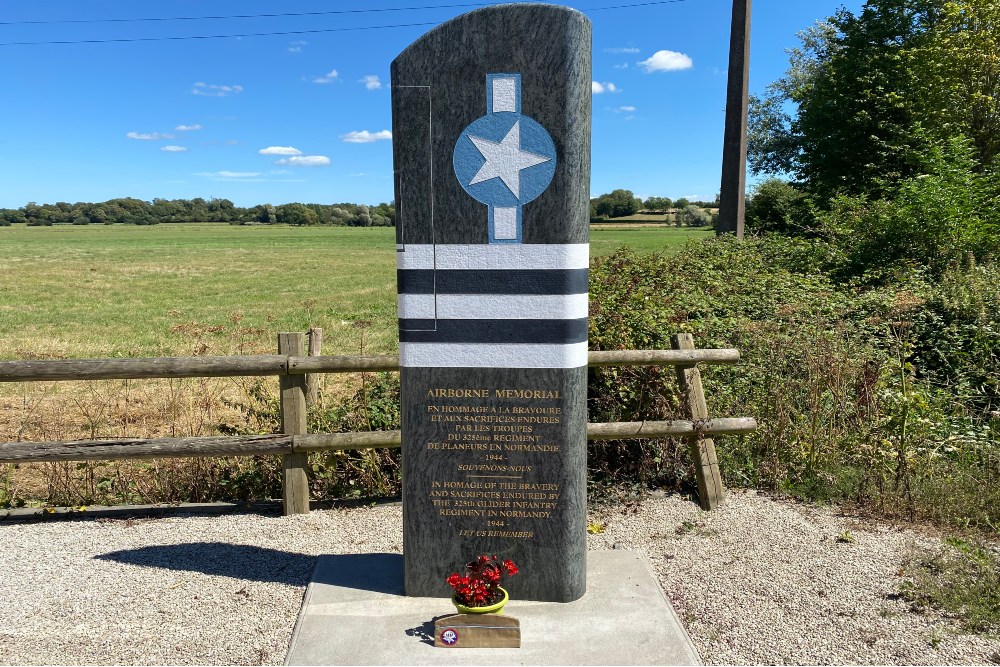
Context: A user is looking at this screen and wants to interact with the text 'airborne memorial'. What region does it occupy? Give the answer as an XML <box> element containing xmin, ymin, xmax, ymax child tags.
<box><xmin>391</xmin><ymin>5</ymin><xmax>592</xmax><ymax>602</ymax></box>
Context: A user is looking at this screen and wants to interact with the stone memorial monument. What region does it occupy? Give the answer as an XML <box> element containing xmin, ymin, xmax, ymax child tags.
<box><xmin>392</xmin><ymin>4</ymin><xmax>591</xmax><ymax>603</ymax></box>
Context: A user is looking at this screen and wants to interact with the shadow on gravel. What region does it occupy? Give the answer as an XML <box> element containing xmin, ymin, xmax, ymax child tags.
<box><xmin>95</xmin><ymin>542</ymin><xmax>317</xmax><ymax>585</ymax></box>
<box><xmin>96</xmin><ymin>545</ymin><xmax>405</xmax><ymax>593</ymax></box>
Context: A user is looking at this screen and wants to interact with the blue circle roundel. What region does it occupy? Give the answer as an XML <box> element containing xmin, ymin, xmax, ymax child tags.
<box><xmin>453</xmin><ymin>111</ymin><xmax>556</xmax><ymax>208</ymax></box>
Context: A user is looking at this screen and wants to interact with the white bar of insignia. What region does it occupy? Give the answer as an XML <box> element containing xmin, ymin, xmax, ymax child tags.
<box><xmin>398</xmin><ymin>293</ymin><xmax>588</xmax><ymax>320</ymax></box>
<box><xmin>400</xmin><ymin>342</ymin><xmax>588</xmax><ymax>368</ymax></box>
<box><xmin>396</xmin><ymin>244</ymin><xmax>589</xmax><ymax>270</ymax></box>
<box><xmin>493</xmin><ymin>207</ymin><xmax>518</xmax><ymax>240</ymax></box>
<box><xmin>491</xmin><ymin>77</ymin><xmax>517</xmax><ymax>112</ymax></box>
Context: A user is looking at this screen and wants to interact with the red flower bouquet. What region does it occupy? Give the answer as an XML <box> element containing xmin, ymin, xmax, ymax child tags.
<box><xmin>446</xmin><ymin>555</ymin><xmax>519</xmax><ymax>608</ymax></box>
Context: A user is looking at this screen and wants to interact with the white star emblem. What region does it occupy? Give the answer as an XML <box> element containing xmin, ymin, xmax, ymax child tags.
<box><xmin>467</xmin><ymin>120</ymin><xmax>551</xmax><ymax>198</ymax></box>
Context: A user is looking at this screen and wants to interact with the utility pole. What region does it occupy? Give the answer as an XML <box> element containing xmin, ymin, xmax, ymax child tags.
<box><xmin>718</xmin><ymin>0</ymin><xmax>751</xmax><ymax>238</ymax></box>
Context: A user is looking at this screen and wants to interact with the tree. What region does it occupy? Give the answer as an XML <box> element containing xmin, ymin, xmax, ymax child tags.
<box><xmin>347</xmin><ymin>204</ymin><xmax>372</xmax><ymax>227</ymax></box>
<box><xmin>673</xmin><ymin>197</ymin><xmax>690</xmax><ymax>210</ymax></box>
<box><xmin>749</xmin><ymin>3</ymin><xmax>933</xmax><ymax>197</ymax></box>
<box><xmin>744</xmin><ymin>179</ymin><xmax>818</xmax><ymax>236</ymax></box>
<box><xmin>278</xmin><ymin>203</ymin><xmax>319</xmax><ymax>226</ymax></box>
<box><xmin>0</xmin><ymin>209</ymin><xmax>25</xmax><ymax>224</ymax></box>
<box><xmin>908</xmin><ymin>0</ymin><xmax>1000</xmax><ymax>169</ymax></box>
<box><xmin>328</xmin><ymin>207</ymin><xmax>351</xmax><ymax>225</ymax></box>
<box><xmin>372</xmin><ymin>202</ymin><xmax>396</xmax><ymax>226</ymax></box>
<box><xmin>675</xmin><ymin>205</ymin><xmax>711</xmax><ymax>227</ymax></box>
<box><xmin>828</xmin><ymin>136</ymin><xmax>1000</xmax><ymax>278</ymax></box>
<box><xmin>749</xmin><ymin>0</ymin><xmax>1000</xmax><ymax>199</ymax></box>
<box><xmin>593</xmin><ymin>189</ymin><xmax>639</xmax><ymax>218</ymax></box>
<box><xmin>87</xmin><ymin>204</ymin><xmax>112</xmax><ymax>225</ymax></box>
<box><xmin>643</xmin><ymin>196</ymin><xmax>672</xmax><ymax>211</ymax></box>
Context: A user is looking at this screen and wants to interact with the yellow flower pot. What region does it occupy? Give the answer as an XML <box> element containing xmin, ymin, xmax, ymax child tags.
<box><xmin>452</xmin><ymin>586</ymin><xmax>508</xmax><ymax>615</ymax></box>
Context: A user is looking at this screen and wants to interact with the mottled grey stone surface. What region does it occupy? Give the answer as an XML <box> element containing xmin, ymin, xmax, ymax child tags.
<box><xmin>400</xmin><ymin>367</ymin><xmax>587</xmax><ymax>601</ymax></box>
<box><xmin>392</xmin><ymin>4</ymin><xmax>591</xmax><ymax>246</ymax></box>
<box><xmin>392</xmin><ymin>4</ymin><xmax>591</xmax><ymax>603</ymax></box>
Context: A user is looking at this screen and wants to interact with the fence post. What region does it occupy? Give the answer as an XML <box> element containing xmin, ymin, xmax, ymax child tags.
<box><xmin>672</xmin><ymin>333</ymin><xmax>726</xmax><ymax>510</ymax></box>
<box><xmin>279</xmin><ymin>332</ymin><xmax>310</xmax><ymax>515</ymax></box>
<box><xmin>306</xmin><ymin>327</ymin><xmax>323</xmax><ymax>406</ymax></box>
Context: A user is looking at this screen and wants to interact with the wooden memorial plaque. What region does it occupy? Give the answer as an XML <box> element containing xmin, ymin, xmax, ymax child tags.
<box><xmin>434</xmin><ymin>614</ymin><xmax>521</xmax><ymax>649</ymax></box>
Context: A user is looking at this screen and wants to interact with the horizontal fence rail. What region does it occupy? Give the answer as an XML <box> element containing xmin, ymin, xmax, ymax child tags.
<box><xmin>0</xmin><ymin>419</ymin><xmax>758</xmax><ymax>464</ymax></box>
<box><xmin>0</xmin><ymin>335</ymin><xmax>755</xmax><ymax>513</ymax></box>
<box><xmin>0</xmin><ymin>349</ymin><xmax>740</xmax><ymax>383</ymax></box>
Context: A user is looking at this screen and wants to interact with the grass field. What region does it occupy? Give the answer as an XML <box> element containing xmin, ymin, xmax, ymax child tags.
<box><xmin>0</xmin><ymin>221</ymin><xmax>710</xmax><ymax>502</ymax></box>
<box><xmin>593</xmin><ymin>212</ymin><xmax>673</xmax><ymax>224</ymax></box>
<box><xmin>0</xmin><ymin>223</ymin><xmax>712</xmax><ymax>359</ymax></box>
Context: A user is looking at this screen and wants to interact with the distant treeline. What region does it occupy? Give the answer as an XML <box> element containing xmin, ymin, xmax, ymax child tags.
<box><xmin>590</xmin><ymin>189</ymin><xmax>719</xmax><ymax>219</ymax></box>
<box><xmin>0</xmin><ymin>198</ymin><xmax>396</xmax><ymax>227</ymax></box>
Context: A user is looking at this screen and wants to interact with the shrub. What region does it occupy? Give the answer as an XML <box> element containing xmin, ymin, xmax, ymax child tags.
<box><xmin>306</xmin><ymin>372</ymin><xmax>401</xmax><ymax>500</ymax></box>
<box><xmin>589</xmin><ymin>238</ymin><xmax>999</xmax><ymax>528</ymax></box>
<box><xmin>675</xmin><ymin>205</ymin><xmax>711</xmax><ymax>227</ymax></box>
<box><xmin>825</xmin><ymin>138</ymin><xmax>1000</xmax><ymax>282</ymax></box>
<box><xmin>744</xmin><ymin>178</ymin><xmax>819</xmax><ymax>236</ymax></box>
<box><xmin>909</xmin><ymin>256</ymin><xmax>1000</xmax><ymax>416</ymax></box>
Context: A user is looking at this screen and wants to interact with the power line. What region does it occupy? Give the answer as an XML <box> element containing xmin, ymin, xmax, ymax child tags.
<box><xmin>0</xmin><ymin>0</ymin><xmax>688</xmax><ymax>27</ymax></box>
<box><xmin>586</xmin><ymin>0</ymin><xmax>689</xmax><ymax>9</ymax></box>
<box><xmin>0</xmin><ymin>0</ymin><xmax>692</xmax><ymax>46</ymax></box>
<box><xmin>0</xmin><ymin>21</ymin><xmax>442</xmax><ymax>47</ymax></box>
<box><xmin>0</xmin><ymin>2</ymin><xmax>500</xmax><ymax>27</ymax></box>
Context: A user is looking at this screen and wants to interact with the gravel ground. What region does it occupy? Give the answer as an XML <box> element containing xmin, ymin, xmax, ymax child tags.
<box><xmin>0</xmin><ymin>490</ymin><xmax>996</xmax><ymax>665</ymax></box>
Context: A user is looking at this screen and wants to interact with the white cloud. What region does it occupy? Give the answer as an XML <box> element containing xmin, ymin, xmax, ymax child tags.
<box><xmin>195</xmin><ymin>171</ymin><xmax>261</xmax><ymax>179</ymax></box>
<box><xmin>613</xmin><ymin>62</ymin><xmax>629</xmax><ymax>69</ymax></box>
<box><xmin>312</xmin><ymin>69</ymin><xmax>339</xmax><ymax>84</ymax></box>
<box><xmin>192</xmin><ymin>82</ymin><xmax>244</xmax><ymax>97</ymax></box>
<box><xmin>194</xmin><ymin>170</ymin><xmax>306</xmax><ymax>183</ymax></box>
<box><xmin>617</xmin><ymin>105</ymin><xmax>637</xmax><ymax>112</ymax></box>
<box><xmin>638</xmin><ymin>50</ymin><xmax>693</xmax><ymax>73</ymax></box>
<box><xmin>275</xmin><ymin>155</ymin><xmax>331</xmax><ymax>166</ymax></box>
<box><xmin>604</xmin><ymin>47</ymin><xmax>640</xmax><ymax>54</ymax></box>
<box><xmin>591</xmin><ymin>81</ymin><xmax>619</xmax><ymax>94</ymax></box>
<box><xmin>258</xmin><ymin>146</ymin><xmax>303</xmax><ymax>156</ymax></box>
<box><xmin>360</xmin><ymin>74</ymin><xmax>382</xmax><ymax>90</ymax></box>
<box><xmin>175</xmin><ymin>124</ymin><xmax>202</xmax><ymax>131</ymax></box>
<box><xmin>288</xmin><ymin>40</ymin><xmax>307</xmax><ymax>53</ymax></box>
<box><xmin>341</xmin><ymin>129</ymin><xmax>392</xmax><ymax>143</ymax></box>
<box><xmin>126</xmin><ymin>131</ymin><xmax>173</xmax><ymax>140</ymax></box>
<box><xmin>217</xmin><ymin>171</ymin><xmax>258</xmax><ymax>178</ymax></box>
<box><xmin>160</xmin><ymin>145</ymin><xmax>188</xmax><ymax>152</ymax></box>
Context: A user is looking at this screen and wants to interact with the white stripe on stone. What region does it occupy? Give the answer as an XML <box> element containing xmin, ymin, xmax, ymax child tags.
<box><xmin>398</xmin><ymin>293</ymin><xmax>588</xmax><ymax>320</ymax></box>
<box><xmin>491</xmin><ymin>77</ymin><xmax>517</xmax><ymax>112</ymax></box>
<box><xmin>400</xmin><ymin>342</ymin><xmax>588</xmax><ymax>368</ymax></box>
<box><xmin>493</xmin><ymin>207</ymin><xmax>518</xmax><ymax>240</ymax></box>
<box><xmin>397</xmin><ymin>243</ymin><xmax>589</xmax><ymax>270</ymax></box>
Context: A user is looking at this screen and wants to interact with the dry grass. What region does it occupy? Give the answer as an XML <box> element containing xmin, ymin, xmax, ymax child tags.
<box><xmin>0</xmin><ymin>222</ymin><xmax>708</xmax><ymax>506</ymax></box>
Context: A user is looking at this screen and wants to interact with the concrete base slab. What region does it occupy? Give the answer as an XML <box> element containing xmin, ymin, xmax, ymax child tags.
<box><xmin>285</xmin><ymin>550</ymin><xmax>701</xmax><ymax>665</ymax></box>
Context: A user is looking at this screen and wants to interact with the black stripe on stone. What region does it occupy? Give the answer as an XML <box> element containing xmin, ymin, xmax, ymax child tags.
<box><xmin>398</xmin><ymin>318</ymin><xmax>588</xmax><ymax>344</ymax></box>
<box><xmin>397</xmin><ymin>269</ymin><xmax>589</xmax><ymax>295</ymax></box>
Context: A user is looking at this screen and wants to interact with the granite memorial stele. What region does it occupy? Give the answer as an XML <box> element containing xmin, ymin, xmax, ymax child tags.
<box><xmin>391</xmin><ymin>4</ymin><xmax>591</xmax><ymax>603</ymax></box>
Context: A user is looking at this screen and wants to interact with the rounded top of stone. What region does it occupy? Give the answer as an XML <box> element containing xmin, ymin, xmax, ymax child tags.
<box><xmin>392</xmin><ymin>3</ymin><xmax>590</xmax><ymax>67</ymax></box>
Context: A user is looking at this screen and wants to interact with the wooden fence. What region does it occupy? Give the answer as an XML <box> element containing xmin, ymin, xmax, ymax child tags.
<box><xmin>0</xmin><ymin>330</ymin><xmax>756</xmax><ymax>513</ymax></box>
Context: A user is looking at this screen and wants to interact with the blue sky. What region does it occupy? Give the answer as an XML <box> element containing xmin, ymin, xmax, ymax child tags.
<box><xmin>0</xmin><ymin>0</ymin><xmax>864</xmax><ymax>209</ymax></box>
